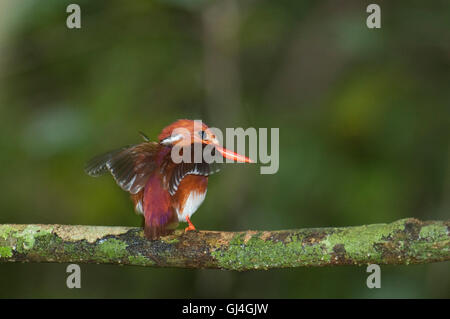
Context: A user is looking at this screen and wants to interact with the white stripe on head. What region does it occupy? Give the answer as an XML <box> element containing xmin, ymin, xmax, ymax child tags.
<box><xmin>160</xmin><ymin>134</ymin><xmax>183</xmax><ymax>146</ymax></box>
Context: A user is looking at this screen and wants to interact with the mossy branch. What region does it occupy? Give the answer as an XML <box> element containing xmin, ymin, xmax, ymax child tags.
<box><xmin>0</xmin><ymin>218</ymin><xmax>448</xmax><ymax>270</ymax></box>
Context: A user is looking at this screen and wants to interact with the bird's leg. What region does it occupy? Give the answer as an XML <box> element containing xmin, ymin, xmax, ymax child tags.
<box><xmin>185</xmin><ymin>216</ymin><xmax>196</xmax><ymax>232</ymax></box>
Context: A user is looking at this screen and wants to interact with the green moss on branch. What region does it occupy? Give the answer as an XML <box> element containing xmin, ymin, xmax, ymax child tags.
<box><xmin>0</xmin><ymin>218</ymin><xmax>448</xmax><ymax>270</ymax></box>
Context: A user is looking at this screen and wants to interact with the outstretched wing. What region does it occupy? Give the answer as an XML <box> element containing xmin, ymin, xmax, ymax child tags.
<box><xmin>85</xmin><ymin>142</ymin><xmax>160</xmax><ymax>195</ymax></box>
<box><xmin>167</xmin><ymin>162</ymin><xmax>221</xmax><ymax>196</ymax></box>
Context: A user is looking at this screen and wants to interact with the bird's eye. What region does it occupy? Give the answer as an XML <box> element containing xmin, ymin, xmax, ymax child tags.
<box><xmin>198</xmin><ymin>130</ymin><xmax>207</xmax><ymax>140</ymax></box>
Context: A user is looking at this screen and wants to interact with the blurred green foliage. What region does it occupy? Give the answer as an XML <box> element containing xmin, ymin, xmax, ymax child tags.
<box><xmin>0</xmin><ymin>0</ymin><xmax>449</xmax><ymax>298</ymax></box>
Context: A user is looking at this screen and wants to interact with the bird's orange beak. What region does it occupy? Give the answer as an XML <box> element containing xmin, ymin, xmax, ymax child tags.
<box><xmin>213</xmin><ymin>145</ymin><xmax>253</xmax><ymax>163</ymax></box>
<box><xmin>199</xmin><ymin>134</ymin><xmax>253</xmax><ymax>163</ymax></box>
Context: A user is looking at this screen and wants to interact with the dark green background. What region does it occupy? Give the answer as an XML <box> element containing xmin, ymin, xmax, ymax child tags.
<box><xmin>0</xmin><ymin>0</ymin><xmax>449</xmax><ymax>298</ymax></box>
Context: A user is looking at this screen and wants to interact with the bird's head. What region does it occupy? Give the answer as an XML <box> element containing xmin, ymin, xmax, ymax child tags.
<box><xmin>158</xmin><ymin>119</ymin><xmax>253</xmax><ymax>163</ymax></box>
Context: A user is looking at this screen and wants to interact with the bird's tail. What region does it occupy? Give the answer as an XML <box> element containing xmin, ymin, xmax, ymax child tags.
<box><xmin>144</xmin><ymin>217</ymin><xmax>178</xmax><ymax>240</ymax></box>
<box><xmin>142</xmin><ymin>173</ymin><xmax>179</xmax><ymax>240</ymax></box>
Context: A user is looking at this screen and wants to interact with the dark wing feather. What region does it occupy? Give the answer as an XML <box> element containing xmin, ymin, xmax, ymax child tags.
<box><xmin>167</xmin><ymin>162</ymin><xmax>221</xmax><ymax>196</ymax></box>
<box><xmin>84</xmin><ymin>147</ymin><xmax>126</xmax><ymax>177</ymax></box>
<box><xmin>85</xmin><ymin>142</ymin><xmax>159</xmax><ymax>195</ymax></box>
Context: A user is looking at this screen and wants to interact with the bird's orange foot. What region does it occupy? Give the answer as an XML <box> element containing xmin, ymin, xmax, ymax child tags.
<box><xmin>185</xmin><ymin>216</ymin><xmax>196</xmax><ymax>232</ymax></box>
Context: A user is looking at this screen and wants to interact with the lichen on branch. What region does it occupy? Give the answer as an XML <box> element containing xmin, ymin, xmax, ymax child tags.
<box><xmin>0</xmin><ymin>218</ymin><xmax>448</xmax><ymax>270</ymax></box>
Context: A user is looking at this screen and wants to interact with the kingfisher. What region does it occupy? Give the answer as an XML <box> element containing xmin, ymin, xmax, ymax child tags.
<box><xmin>85</xmin><ymin>119</ymin><xmax>252</xmax><ymax>240</ymax></box>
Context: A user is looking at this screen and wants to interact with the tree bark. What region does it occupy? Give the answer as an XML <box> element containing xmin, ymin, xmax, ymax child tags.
<box><xmin>0</xmin><ymin>218</ymin><xmax>448</xmax><ymax>271</ymax></box>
